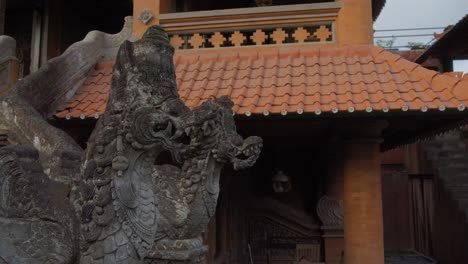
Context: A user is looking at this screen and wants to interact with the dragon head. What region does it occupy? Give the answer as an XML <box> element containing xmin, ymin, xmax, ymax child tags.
<box><xmin>180</xmin><ymin>96</ymin><xmax>262</xmax><ymax>170</ymax></box>
<box><xmin>77</xmin><ymin>26</ymin><xmax>262</xmax><ymax>261</ymax></box>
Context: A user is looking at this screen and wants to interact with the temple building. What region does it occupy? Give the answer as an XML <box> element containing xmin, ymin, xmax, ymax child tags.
<box><xmin>1</xmin><ymin>0</ymin><xmax>468</xmax><ymax>263</ymax></box>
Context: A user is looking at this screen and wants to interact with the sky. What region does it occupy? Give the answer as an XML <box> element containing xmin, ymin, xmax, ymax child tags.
<box><xmin>373</xmin><ymin>0</ymin><xmax>468</xmax><ymax>71</ymax></box>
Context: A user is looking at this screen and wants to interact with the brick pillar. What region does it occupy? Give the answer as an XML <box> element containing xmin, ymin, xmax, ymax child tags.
<box><xmin>336</xmin><ymin>0</ymin><xmax>373</xmax><ymax>45</ymax></box>
<box><xmin>342</xmin><ymin>121</ymin><xmax>387</xmax><ymax>264</ymax></box>
<box><xmin>133</xmin><ymin>0</ymin><xmax>161</xmax><ymax>38</ymax></box>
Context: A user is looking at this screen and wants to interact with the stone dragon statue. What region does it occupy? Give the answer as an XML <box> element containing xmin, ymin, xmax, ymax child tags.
<box><xmin>0</xmin><ymin>26</ymin><xmax>262</xmax><ymax>263</ymax></box>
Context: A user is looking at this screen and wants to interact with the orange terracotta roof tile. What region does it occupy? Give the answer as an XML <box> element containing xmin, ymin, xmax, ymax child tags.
<box><xmin>55</xmin><ymin>45</ymin><xmax>468</xmax><ymax>119</ymax></box>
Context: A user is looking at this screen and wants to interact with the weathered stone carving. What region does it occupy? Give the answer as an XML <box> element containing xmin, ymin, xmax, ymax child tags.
<box><xmin>0</xmin><ymin>145</ymin><xmax>77</xmax><ymax>263</ymax></box>
<box><xmin>0</xmin><ymin>25</ymin><xmax>261</xmax><ymax>263</ymax></box>
<box><xmin>316</xmin><ymin>196</ymin><xmax>344</xmax><ymax>230</ymax></box>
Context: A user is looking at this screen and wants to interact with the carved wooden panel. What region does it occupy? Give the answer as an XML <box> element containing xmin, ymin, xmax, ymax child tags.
<box><xmin>296</xmin><ymin>243</ymin><xmax>320</xmax><ymax>262</ymax></box>
<box><xmin>247</xmin><ymin>215</ymin><xmax>321</xmax><ymax>263</ymax></box>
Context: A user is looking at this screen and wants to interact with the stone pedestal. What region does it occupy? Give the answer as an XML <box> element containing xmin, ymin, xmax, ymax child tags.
<box><xmin>323</xmin><ymin>235</ymin><xmax>344</xmax><ymax>264</ymax></box>
<box><xmin>342</xmin><ymin>121</ymin><xmax>387</xmax><ymax>264</ymax></box>
<box><xmin>317</xmin><ymin>196</ymin><xmax>344</xmax><ymax>264</ymax></box>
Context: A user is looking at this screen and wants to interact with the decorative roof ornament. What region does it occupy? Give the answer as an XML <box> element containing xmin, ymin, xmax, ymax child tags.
<box><xmin>138</xmin><ymin>8</ymin><xmax>154</xmax><ymax>25</ymax></box>
<box><xmin>317</xmin><ymin>196</ymin><xmax>344</xmax><ymax>230</ymax></box>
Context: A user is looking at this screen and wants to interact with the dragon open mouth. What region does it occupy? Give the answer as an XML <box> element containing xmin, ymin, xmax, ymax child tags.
<box><xmin>231</xmin><ymin>136</ymin><xmax>263</xmax><ymax>171</ymax></box>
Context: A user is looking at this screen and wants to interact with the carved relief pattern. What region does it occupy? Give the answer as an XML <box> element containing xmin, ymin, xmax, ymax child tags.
<box><xmin>229</xmin><ymin>31</ymin><xmax>246</xmax><ymax>47</ymax></box>
<box><xmin>316</xmin><ymin>196</ymin><xmax>344</xmax><ymax>230</ymax></box>
<box><xmin>168</xmin><ymin>24</ymin><xmax>334</xmax><ymax>50</ymax></box>
<box><xmin>313</xmin><ymin>25</ymin><xmax>333</xmax><ymax>42</ymax></box>
<box><xmin>271</xmin><ymin>28</ymin><xmax>288</xmax><ymax>44</ymax></box>
<box><xmin>170</xmin><ymin>35</ymin><xmax>184</xmax><ymax>49</ymax></box>
<box><xmin>209</xmin><ymin>32</ymin><xmax>226</xmax><ymax>48</ymax></box>
<box><xmin>292</xmin><ymin>27</ymin><xmax>310</xmax><ymax>43</ymax></box>
<box><xmin>251</xmin><ymin>29</ymin><xmax>268</xmax><ymax>46</ymax></box>
<box><xmin>139</xmin><ymin>9</ymin><xmax>154</xmax><ymax>25</ymax></box>
<box><xmin>0</xmin><ymin>146</ymin><xmax>76</xmax><ymax>263</ymax></box>
<box><xmin>188</xmin><ymin>33</ymin><xmax>205</xmax><ymax>49</ymax></box>
<box><xmin>247</xmin><ymin>216</ymin><xmax>320</xmax><ymax>261</ymax></box>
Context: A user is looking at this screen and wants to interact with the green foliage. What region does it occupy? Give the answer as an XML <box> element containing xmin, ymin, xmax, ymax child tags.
<box><xmin>407</xmin><ymin>42</ymin><xmax>429</xmax><ymax>50</ymax></box>
<box><xmin>376</xmin><ymin>36</ymin><xmax>396</xmax><ymax>49</ymax></box>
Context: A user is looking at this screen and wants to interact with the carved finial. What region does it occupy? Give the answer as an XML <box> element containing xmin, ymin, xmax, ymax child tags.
<box><xmin>139</xmin><ymin>8</ymin><xmax>154</xmax><ymax>24</ymax></box>
<box><xmin>317</xmin><ymin>196</ymin><xmax>344</xmax><ymax>230</ymax></box>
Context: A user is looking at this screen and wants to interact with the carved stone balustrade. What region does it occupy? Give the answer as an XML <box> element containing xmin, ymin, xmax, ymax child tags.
<box><xmin>160</xmin><ymin>3</ymin><xmax>341</xmax><ymax>50</ymax></box>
